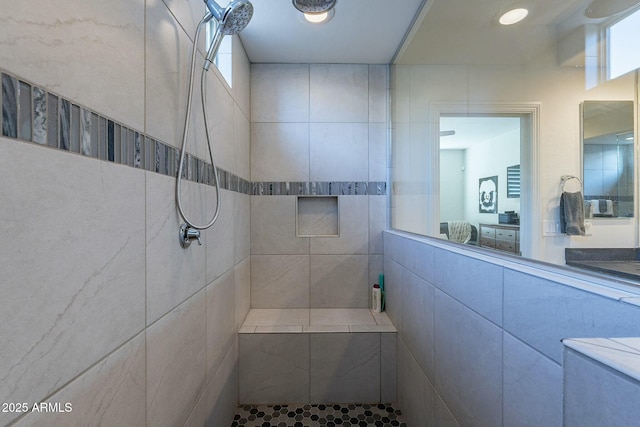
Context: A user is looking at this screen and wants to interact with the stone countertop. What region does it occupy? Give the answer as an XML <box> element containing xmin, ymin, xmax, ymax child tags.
<box><xmin>565</xmin><ymin>248</ymin><xmax>640</xmax><ymax>282</ymax></box>
<box><xmin>563</xmin><ymin>337</ymin><xmax>640</xmax><ymax>383</ymax></box>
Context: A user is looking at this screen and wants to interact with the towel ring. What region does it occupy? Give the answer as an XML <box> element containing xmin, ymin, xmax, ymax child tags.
<box><xmin>560</xmin><ymin>175</ymin><xmax>583</xmax><ymax>192</ymax></box>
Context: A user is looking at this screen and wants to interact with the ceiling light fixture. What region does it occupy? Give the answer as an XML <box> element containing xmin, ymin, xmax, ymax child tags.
<box><xmin>498</xmin><ymin>8</ymin><xmax>529</xmax><ymax>25</ymax></box>
<box><xmin>303</xmin><ymin>9</ymin><xmax>335</xmax><ymax>23</ymax></box>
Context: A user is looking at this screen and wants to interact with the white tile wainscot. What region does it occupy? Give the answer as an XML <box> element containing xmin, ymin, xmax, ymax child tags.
<box><xmin>238</xmin><ymin>308</ymin><xmax>397</xmax><ymax>404</ymax></box>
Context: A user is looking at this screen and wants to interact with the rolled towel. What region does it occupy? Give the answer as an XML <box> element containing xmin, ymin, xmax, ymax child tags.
<box><xmin>560</xmin><ymin>191</ymin><xmax>586</xmax><ymax>236</ymax></box>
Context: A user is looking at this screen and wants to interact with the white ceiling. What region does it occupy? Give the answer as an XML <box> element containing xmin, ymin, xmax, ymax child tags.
<box><xmin>440</xmin><ymin>116</ymin><xmax>521</xmax><ymax>150</ymax></box>
<box><xmin>238</xmin><ymin>0</ymin><xmax>425</xmax><ymax>64</ymax></box>
<box><xmin>238</xmin><ymin>0</ymin><xmax>640</xmax><ymax>66</ymax></box>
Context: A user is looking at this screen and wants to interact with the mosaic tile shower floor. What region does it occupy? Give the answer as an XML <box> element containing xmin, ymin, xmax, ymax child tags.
<box><xmin>230</xmin><ymin>403</ymin><xmax>407</xmax><ymax>427</ymax></box>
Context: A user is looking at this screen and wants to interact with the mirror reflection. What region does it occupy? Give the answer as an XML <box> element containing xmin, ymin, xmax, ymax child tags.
<box><xmin>582</xmin><ymin>101</ymin><xmax>635</xmax><ymax>218</ymax></box>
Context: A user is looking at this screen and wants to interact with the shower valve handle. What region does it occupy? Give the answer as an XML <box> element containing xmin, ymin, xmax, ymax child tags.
<box><xmin>179</xmin><ymin>223</ymin><xmax>202</xmax><ymax>249</ymax></box>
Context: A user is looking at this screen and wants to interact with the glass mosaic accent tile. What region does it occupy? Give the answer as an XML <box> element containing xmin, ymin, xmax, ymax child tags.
<box><xmin>0</xmin><ymin>69</ymin><xmax>387</xmax><ymax>197</ymax></box>
<box><xmin>231</xmin><ymin>404</ymin><xmax>406</xmax><ymax>427</ymax></box>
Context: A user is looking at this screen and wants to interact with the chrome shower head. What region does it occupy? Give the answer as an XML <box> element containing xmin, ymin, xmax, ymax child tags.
<box><xmin>204</xmin><ymin>0</ymin><xmax>254</xmax><ymax>35</ymax></box>
<box><xmin>292</xmin><ymin>0</ymin><xmax>337</xmax><ymax>13</ymax></box>
<box><xmin>203</xmin><ymin>0</ymin><xmax>253</xmax><ymax>70</ymax></box>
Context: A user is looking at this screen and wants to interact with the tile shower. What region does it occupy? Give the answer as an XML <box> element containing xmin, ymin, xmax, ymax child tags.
<box><xmin>0</xmin><ymin>1</ymin><xmax>390</xmax><ymax>426</ymax></box>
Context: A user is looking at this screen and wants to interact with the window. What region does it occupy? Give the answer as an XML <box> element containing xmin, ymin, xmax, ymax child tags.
<box><xmin>206</xmin><ymin>20</ymin><xmax>233</xmax><ymax>87</ymax></box>
<box><xmin>607</xmin><ymin>7</ymin><xmax>640</xmax><ymax>80</ymax></box>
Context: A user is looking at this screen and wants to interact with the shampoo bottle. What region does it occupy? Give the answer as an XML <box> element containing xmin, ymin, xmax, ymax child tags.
<box><xmin>372</xmin><ymin>284</ymin><xmax>382</xmax><ymax>313</ymax></box>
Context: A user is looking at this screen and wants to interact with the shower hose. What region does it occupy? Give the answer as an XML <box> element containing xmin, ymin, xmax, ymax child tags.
<box><xmin>175</xmin><ymin>15</ymin><xmax>221</xmax><ymax>231</ymax></box>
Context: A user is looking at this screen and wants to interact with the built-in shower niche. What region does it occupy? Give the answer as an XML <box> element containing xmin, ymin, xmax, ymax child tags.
<box><xmin>296</xmin><ymin>196</ymin><xmax>339</xmax><ymax>237</ymax></box>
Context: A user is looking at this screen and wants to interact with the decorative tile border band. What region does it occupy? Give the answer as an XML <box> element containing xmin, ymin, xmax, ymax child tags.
<box><xmin>252</xmin><ymin>181</ymin><xmax>387</xmax><ymax>196</ymax></box>
<box><xmin>1</xmin><ymin>70</ymin><xmax>387</xmax><ymax>197</ymax></box>
<box><xmin>0</xmin><ymin>70</ymin><xmax>250</xmax><ymax>195</ymax></box>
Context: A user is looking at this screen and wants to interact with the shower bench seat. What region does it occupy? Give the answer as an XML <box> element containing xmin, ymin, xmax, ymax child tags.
<box><xmin>238</xmin><ymin>308</ymin><xmax>397</xmax><ymax>405</ymax></box>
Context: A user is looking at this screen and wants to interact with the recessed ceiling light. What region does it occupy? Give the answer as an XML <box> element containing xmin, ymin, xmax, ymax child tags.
<box><xmin>303</xmin><ymin>9</ymin><xmax>334</xmax><ymax>23</ymax></box>
<box><xmin>499</xmin><ymin>8</ymin><xmax>529</xmax><ymax>25</ymax></box>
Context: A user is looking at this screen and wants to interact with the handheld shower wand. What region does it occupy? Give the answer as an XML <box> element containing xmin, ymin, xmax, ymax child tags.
<box><xmin>176</xmin><ymin>0</ymin><xmax>253</xmax><ymax>248</ymax></box>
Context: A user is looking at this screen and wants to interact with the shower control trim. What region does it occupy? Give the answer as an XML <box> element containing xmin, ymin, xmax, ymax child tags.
<box><xmin>179</xmin><ymin>223</ymin><xmax>202</xmax><ymax>249</ymax></box>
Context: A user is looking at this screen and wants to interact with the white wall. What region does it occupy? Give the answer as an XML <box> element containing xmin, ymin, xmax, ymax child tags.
<box><xmin>440</xmin><ymin>149</ymin><xmax>465</xmax><ymax>221</ymax></box>
<box><xmin>391</xmin><ymin>46</ymin><xmax>637</xmax><ymax>264</ymax></box>
<box><xmin>0</xmin><ymin>1</ymin><xmax>250</xmax><ymax>426</ymax></box>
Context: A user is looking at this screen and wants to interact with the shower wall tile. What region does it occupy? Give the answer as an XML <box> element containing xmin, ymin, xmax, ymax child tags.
<box><xmin>381</xmin><ymin>332</ymin><xmax>398</xmax><ymax>403</ymax></box>
<box><xmin>503</xmin><ymin>332</ymin><xmax>562</xmax><ymax>427</ymax></box>
<box><xmin>383</xmin><ymin>257</ymin><xmax>404</xmax><ymax>335</ymax></box>
<box><xmin>369</xmin><ymin>64</ymin><xmax>388</xmax><ymax>123</ymax></box>
<box><xmin>309</xmin><ymin>255</ymin><xmax>369</xmax><ymax>308</ymax></box>
<box><xmin>205</xmin><ymin>189</ymin><xmax>236</xmax><ymax>284</ymax></box>
<box><xmin>12</xmin><ymin>333</ymin><xmax>146</xmax><ymax>427</ymax></box>
<box><xmin>206</xmin><ymin>268</ymin><xmax>237</xmax><ymax>381</ymax></box>
<box><xmin>207</xmin><ymin>71</ymin><xmax>236</xmax><ymax>171</ymax></box>
<box><xmin>369</xmin><ymin>123</ymin><xmax>388</xmax><ymax>182</ymax></box>
<box><xmin>160</xmin><ymin>0</ymin><xmax>208</xmax><ymax>52</ymax></box>
<box><xmin>309</xmin><ymin>333</ymin><xmax>380</xmax><ymax>403</ymax></box>
<box><xmin>0</xmin><ymin>1</ymin><xmax>145</xmax><ymax>130</ymax></box>
<box><xmin>32</xmin><ymin>86</ymin><xmax>47</xmax><ymax>144</ymax></box>
<box><xmin>310</xmin><ymin>196</ymin><xmax>369</xmax><ymax>255</ymax></box>
<box><xmin>146</xmin><ymin>173</ymin><xmax>206</xmax><ymax>325</ymax></box>
<box><xmin>2</xmin><ymin>73</ymin><xmax>17</xmax><ymax>138</ymax></box>
<box><xmin>251</xmin><ymin>64</ymin><xmax>310</xmax><ymax>123</ymax></box>
<box><xmin>146</xmin><ymin>290</ymin><xmax>207</xmax><ymax>427</ymax></box>
<box><xmin>234</xmin><ymin>192</ymin><xmax>251</xmax><ymax>263</ymax></box>
<box><xmin>433</xmin><ymin>248</ymin><xmax>503</xmax><ymax>326</ymax></box>
<box><xmin>0</xmin><ymin>140</ymin><xmax>146</xmax><ymax>426</ymax></box>
<box><xmin>233</xmin><ymin>40</ymin><xmax>250</xmax><ymax>113</ymax></box>
<box><xmin>310</xmin><ymin>64</ymin><xmax>369</xmax><ymax>123</ymax></box>
<box><xmin>239</xmin><ymin>333</ymin><xmax>310</xmax><ymax>404</ymax></box>
<box><xmin>397</xmin><ymin>338</ymin><xmax>435</xmax><ymax>427</ymax></box>
<box><xmin>309</xmin><ymin>123</ymin><xmax>368</xmax><ymax>181</ymax></box>
<box><xmin>201</xmin><ymin>337</ymin><xmax>239</xmax><ymax>427</ymax></box>
<box><xmin>434</xmin><ymin>290</ymin><xmax>503</xmax><ymax>427</ymax></box>
<box><xmin>251</xmin><ymin>122</ymin><xmax>310</xmax><ymax>182</ymax></box>
<box><xmin>369</xmin><ymin>195</ymin><xmax>387</xmax><ymax>254</ymax></box>
<box><xmin>234</xmin><ymin>103</ymin><xmax>251</xmax><ymax>180</ymax></box>
<box><xmin>251</xmin><ymin>255</ymin><xmax>310</xmax><ymax>308</ymax></box>
<box><xmin>251</xmin><ymin>196</ymin><xmax>310</xmax><ymax>255</ymax></box>
<box><xmin>235</xmin><ymin>257</ymin><xmax>252</xmax><ymax>329</ymax></box>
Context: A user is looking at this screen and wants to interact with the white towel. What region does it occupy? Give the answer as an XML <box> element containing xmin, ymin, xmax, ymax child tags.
<box><xmin>590</xmin><ymin>199</ymin><xmax>613</xmax><ymax>216</ymax></box>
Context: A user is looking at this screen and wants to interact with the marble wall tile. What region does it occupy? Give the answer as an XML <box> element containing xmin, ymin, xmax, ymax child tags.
<box><xmin>234</xmin><ymin>103</ymin><xmax>251</xmax><ymax>181</ymax></box>
<box><xmin>310</xmin><ymin>196</ymin><xmax>369</xmax><ymax>255</ymax></box>
<box><xmin>2</xmin><ymin>73</ymin><xmax>17</xmax><ymax>138</ymax></box>
<box><xmin>503</xmin><ymin>268</ymin><xmax>640</xmax><ymax>363</ymax></box>
<box><xmin>234</xmin><ymin>192</ymin><xmax>251</xmax><ymax>263</ymax></box>
<box><xmin>434</xmin><ymin>290</ymin><xmax>503</xmax><ymax>427</ymax></box>
<box><xmin>205</xmin><ymin>71</ymin><xmax>235</xmax><ymax>171</ymax></box>
<box><xmin>235</xmin><ymin>257</ymin><xmax>251</xmax><ymax>329</ymax></box>
<box><xmin>564</xmin><ymin>348</ymin><xmax>640</xmax><ymax>427</ymax></box>
<box><xmin>310</xmin><ymin>255</ymin><xmax>369</xmax><ymax>308</ymax></box>
<box><xmin>503</xmin><ymin>332</ymin><xmax>562</xmax><ymax>427</ymax></box>
<box><xmin>239</xmin><ymin>334</ymin><xmax>310</xmax><ymax>404</ymax></box>
<box><xmin>205</xmin><ymin>189</ymin><xmax>236</xmax><ymax>284</ymax></box>
<box><xmin>232</xmin><ymin>36</ymin><xmax>251</xmax><ymax>119</ymax></box>
<box><xmin>369</xmin><ymin>196</ymin><xmax>387</xmax><ymax>255</ymax></box>
<box><xmin>433</xmin><ymin>248</ymin><xmax>503</xmax><ymax>326</ymax></box>
<box><xmin>309</xmin><ymin>123</ymin><xmax>368</xmax><ymax>182</ymax></box>
<box><xmin>310</xmin><ymin>64</ymin><xmax>368</xmax><ymax>123</ymax></box>
<box><xmin>369</xmin><ymin>65</ymin><xmax>388</xmax><ymax>124</ymax></box>
<box><xmin>204</xmin><ymin>338</ymin><xmax>239</xmax><ymax>427</ymax></box>
<box><xmin>159</xmin><ymin>0</ymin><xmax>208</xmax><ymax>51</ymax></box>
<box><xmin>369</xmin><ymin>123</ymin><xmax>388</xmax><ymax>182</ymax></box>
<box><xmin>251</xmin><ymin>122</ymin><xmax>310</xmax><ymax>182</ymax></box>
<box><xmin>0</xmin><ymin>1</ymin><xmax>145</xmax><ymax>130</ymax></box>
<box><xmin>251</xmin><ymin>255</ymin><xmax>310</xmax><ymax>308</ymax></box>
<box><xmin>145</xmin><ymin>3</ymin><xmax>200</xmax><ymax>151</ymax></box>
<box><xmin>12</xmin><ymin>334</ymin><xmax>146</xmax><ymax>427</ymax></box>
<box><xmin>251</xmin><ymin>196</ymin><xmax>310</xmax><ymax>255</ymax></box>
<box><xmin>206</xmin><ymin>269</ymin><xmax>237</xmax><ymax>382</ymax></box>
<box><xmin>251</xmin><ymin>64</ymin><xmax>310</xmax><ymax>123</ymax></box>
<box><xmin>402</xmin><ymin>269</ymin><xmax>436</xmax><ymax>382</ymax></box>
<box><xmin>146</xmin><ymin>173</ymin><xmax>206</xmax><ymax>325</ymax></box>
<box><xmin>404</xmin><ymin>237</ymin><xmax>436</xmax><ymax>284</ymax></box>
<box><xmin>381</xmin><ymin>332</ymin><xmax>398</xmax><ymax>403</ymax></box>
<box><xmin>435</xmin><ymin>393</ymin><xmax>461</xmax><ymax>427</ymax></box>
<box><xmin>146</xmin><ymin>290</ymin><xmax>207</xmax><ymax>427</ymax></box>
<box><xmin>0</xmin><ymin>140</ymin><xmax>145</xmax><ymax>426</ymax></box>
<box><xmin>383</xmin><ymin>257</ymin><xmax>404</xmax><ymax>335</ymax></box>
<box><xmin>309</xmin><ymin>333</ymin><xmax>380</xmax><ymax>403</ymax></box>
<box><xmin>397</xmin><ymin>338</ymin><xmax>435</xmax><ymax>427</ymax></box>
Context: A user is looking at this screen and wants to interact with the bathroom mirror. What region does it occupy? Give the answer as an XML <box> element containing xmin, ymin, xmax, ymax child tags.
<box><xmin>582</xmin><ymin>100</ymin><xmax>635</xmax><ymax>218</ymax></box>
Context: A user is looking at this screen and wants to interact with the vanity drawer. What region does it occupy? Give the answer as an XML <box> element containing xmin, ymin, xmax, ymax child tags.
<box><xmin>495</xmin><ymin>239</ymin><xmax>517</xmax><ymax>253</ymax></box>
<box><xmin>480</xmin><ymin>237</ymin><xmax>496</xmax><ymax>248</ymax></box>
